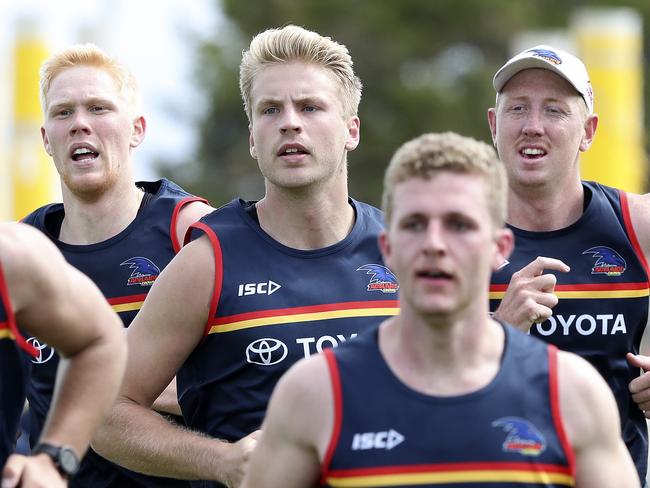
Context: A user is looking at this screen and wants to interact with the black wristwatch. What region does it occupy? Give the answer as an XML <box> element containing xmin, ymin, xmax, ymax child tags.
<box><xmin>32</xmin><ymin>443</ymin><xmax>80</xmax><ymax>477</ymax></box>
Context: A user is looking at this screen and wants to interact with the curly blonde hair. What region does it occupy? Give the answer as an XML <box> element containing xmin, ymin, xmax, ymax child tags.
<box><xmin>383</xmin><ymin>132</ymin><xmax>507</xmax><ymax>227</ymax></box>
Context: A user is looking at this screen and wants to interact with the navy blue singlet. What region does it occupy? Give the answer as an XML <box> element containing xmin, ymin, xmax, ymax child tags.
<box><xmin>490</xmin><ymin>181</ymin><xmax>649</xmax><ymax>483</ymax></box>
<box><xmin>0</xmin><ymin>261</ymin><xmax>37</xmax><ymax>468</ymax></box>
<box><xmin>22</xmin><ymin>179</ymin><xmax>205</xmax><ymax>487</ymax></box>
<box><xmin>178</xmin><ymin>198</ymin><xmax>399</xmax><ymax>488</ymax></box>
<box><xmin>321</xmin><ymin>323</ymin><xmax>575</xmax><ymax>487</ymax></box>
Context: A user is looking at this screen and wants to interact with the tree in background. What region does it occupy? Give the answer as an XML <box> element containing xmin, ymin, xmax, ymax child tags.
<box><xmin>161</xmin><ymin>0</ymin><xmax>650</xmax><ymax>207</ymax></box>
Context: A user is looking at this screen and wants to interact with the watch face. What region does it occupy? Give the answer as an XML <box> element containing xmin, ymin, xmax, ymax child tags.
<box><xmin>59</xmin><ymin>447</ymin><xmax>80</xmax><ymax>475</ymax></box>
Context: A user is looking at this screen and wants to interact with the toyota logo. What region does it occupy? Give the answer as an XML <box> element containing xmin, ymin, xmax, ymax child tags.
<box><xmin>26</xmin><ymin>337</ymin><xmax>55</xmax><ymax>364</ymax></box>
<box><xmin>246</xmin><ymin>338</ymin><xmax>288</xmax><ymax>366</ymax></box>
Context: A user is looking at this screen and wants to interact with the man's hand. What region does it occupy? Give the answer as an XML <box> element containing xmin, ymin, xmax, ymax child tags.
<box><xmin>627</xmin><ymin>353</ymin><xmax>650</xmax><ymax>418</ymax></box>
<box><xmin>2</xmin><ymin>453</ymin><xmax>66</xmax><ymax>488</ymax></box>
<box><xmin>220</xmin><ymin>430</ymin><xmax>261</xmax><ymax>488</ymax></box>
<box><xmin>494</xmin><ymin>256</ymin><xmax>569</xmax><ymax>331</ymax></box>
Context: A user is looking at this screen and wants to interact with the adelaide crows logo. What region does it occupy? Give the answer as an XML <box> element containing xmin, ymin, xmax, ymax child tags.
<box><xmin>582</xmin><ymin>246</ymin><xmax>626</xmax><ymax>276</ymax></box>
<box><xmin>492</xmin><ymin>417</ymin><xmax>546</xmax><ymax>456</ymax></box>
<box><xmin>527</xmin><ymin>48</ymin><xmax>562</xmax><ymax>65</ymax></box>
<box><xmin>120</xmin><ymin>257</ymin><xmax>161</xmax><ymax>286</ymax></box>
<box><xmin>356</xmin><ymin>264</ymin><xmax>399</xmax><ymax>294</ymax></box>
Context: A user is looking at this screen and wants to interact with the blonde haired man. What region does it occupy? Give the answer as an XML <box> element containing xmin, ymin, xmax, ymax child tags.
<box><xmin>23</xmin><ymin>43</ymin><xmax>212</xmax><ymax>487</ymax></box>
<box><xmin>243</xmin><ymin>132</ymin><xmax>638</xmax><ymax>488</ymax></box>
<box><xmin>94</xmin><ymin>25</ymin><xmax>397</xmax><ymax>487</ymax></box>
<box><xmin>1</xmin><ymin>222</ymin><xmax>126</xmax><ymax>488</ymax></box>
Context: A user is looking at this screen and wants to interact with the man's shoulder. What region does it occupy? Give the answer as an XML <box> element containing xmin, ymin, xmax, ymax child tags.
<box><xmin>352</xmin><ymin>198</ymin><xmax>383</xmax><ymax>219</ymax></box>
<box><xmin>556</xmin><ymin>348</ymin><xmax>619</xmax><ymax>431</ymax></box>
<box><xmin>197</xmin><ymin>198</ymin><xmax>247</xmax><ymax>224</ymax></box>
<box><xmin>0</xmin><ymin>222</ymin><xmax>48</xmax><ymax>248</ymax></box>
<box><xmin>500</xmin><ymin>321</ymin><xmax>551</xmax><ymax>355</ymax></box>
<box><xmin>21</xmin><ymin>202</ymin><xmax>63</xmax><ymax>227</ymax></box>
<box><xmin>138</xmin><ymin>178</ymin><xmax>192</xmax><ymax>199</ymax></box>
<box><xmin>0</xmin><ymin>223</ymin><xmax>59</xmax><ymax>276</ymax></box>
<box><xmin>350</xmin><ymin>199</ymin><xmax>385</xmax><ymax>240</ymax></box>
<box><xmin>329</xmin><ymin>323</ymin><xmax>380</xmax><ymax>364</ymax></box>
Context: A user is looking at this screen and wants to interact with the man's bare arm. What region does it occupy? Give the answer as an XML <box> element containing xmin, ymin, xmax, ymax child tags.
<box><xmin>243</xmin><ymin>356</ymin><xmax>332</xmax><ymax>488</ymax></box>
<box><xmin>174</xmin><ymin>200</ymin><xmax>214</xmax><ymax>248</ymax></box>
<box><xmin>626</xmin><ymin>193</ymin><xmax>650</xmax><ymax>263</ymax></box>
<box><xmin>1</xmin><ymin>223</ymin><xmax>127</xmax><ymax>487</ymax></box>
<box><xmin>151</xmin><ymin>378</ymin><xmax>182</xmax><ymax>417</ymax></box>
<box><xmin>152</xmin><ymin>201</ymin><xmax>213</xmax><ymax>418</ymax></box>
<box><xmin>558</xmin><ymin>350</ymin><xmax>639</xmax><ymax>487</ymax></box>
<box><xmin>624</xmin><ymin>193</ymin><xmax>650</xmax><ymax>414</ymax></box>
<box><xmin>93</xmin><ymin>235</ymin><xmax>257</xmax><ymax>485</ymax></box>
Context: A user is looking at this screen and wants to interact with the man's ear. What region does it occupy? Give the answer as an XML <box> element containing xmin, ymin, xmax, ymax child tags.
<box><xmin>130</xmin><ymin>115</ymin><xmax>146</xmax><ymax>148</ymax></box>
<box><xmin>344</xmin><ymin>116</ymin><xmax>360</xmax><ymax>152</ymax></box>
<box><xmin>492</xmin><ymin>227</ymin><xmax>514</xmax><ymax>271</ymax></box>
<box><xmin>579</xmin><ymin>113</ymin><xmax>598</xmax><ymax>152</ymax></box>
<box><xmin>249</xmin><ymin>126</ymin><xmax>257</xmax><ymax>159</ymax></box>
<box><xmin>487</xmin><ymin>108</ymin><xmax>497</xmax><ymax>147</ymax></box>
<box><xmin>41</xmin><ymin>126</ymin><xmax>52</xmax><ymax>156</ymax></box>
<box><xmin>378</xmin><ymin>230</ymin><xmax>392</xmax><ymax>269</ymax></box>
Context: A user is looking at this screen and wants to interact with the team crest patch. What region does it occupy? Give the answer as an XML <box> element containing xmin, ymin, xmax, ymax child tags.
<box><xmin>582</xmin><ymin>246</ymin><xmax>626</xmax><ymax>276</ymax></box>
<box><xmin>356</xmin><ymin>264</ymin><xmax>399</xmax><ymax>294</ymax></box>
<box><xmin>527</xmin><ymin>48</ymin><xmax>562</xmax><ymax>65</ymax></box>
<box><xmin>493</xmin><ymin>417</ymin><xmax>546</xmax><ymax>456</ymax></box>
<box><xmin>120</xmin><ymin>257</ymin><xmax>161</xmax><ymax>286</ymax></box>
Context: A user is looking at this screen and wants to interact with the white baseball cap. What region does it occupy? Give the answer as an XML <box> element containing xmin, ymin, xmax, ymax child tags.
<box><xmin>493</xmin><ymin>45</ymin><xmax>594</xmax><ymax>114</ymax></box>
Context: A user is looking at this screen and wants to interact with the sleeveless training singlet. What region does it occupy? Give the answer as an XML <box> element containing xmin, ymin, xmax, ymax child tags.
<box><xmin>178</xmin><ymin>198</ymin><xmax>400</xmax><ymax>488</ymax></box>
<box><xmin>490</xmin><ymin>181</ymin><xmax>649</xmax><ymax>482</ymax></box>
<box><xmin>322</xmin><ymin>323</ymin><xmax>575</xmax><ymax>488</ymax></box>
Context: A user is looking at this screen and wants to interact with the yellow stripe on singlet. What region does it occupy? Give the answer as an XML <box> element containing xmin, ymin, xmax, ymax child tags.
<box><xmin>326</xmin><ymin>469</ymin><xmax>575</xmax><ymax>487</ymax></box>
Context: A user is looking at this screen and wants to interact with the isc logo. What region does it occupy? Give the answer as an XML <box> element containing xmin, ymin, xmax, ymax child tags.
<box><xmin>238</xmin><ymin>280</ymin><xmax>282</xmax><ymax>297</ymax></box>
<box><xmin>351</xmin><ymin>429</ymin><xmax>404</xmax><ymax>451</ymax></box>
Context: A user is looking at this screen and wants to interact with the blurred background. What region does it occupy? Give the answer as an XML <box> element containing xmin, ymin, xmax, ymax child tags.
<box><xmin>1</xmin><ymin>0</ymin><xmax>648</xmax><ymax>219</ymax></box>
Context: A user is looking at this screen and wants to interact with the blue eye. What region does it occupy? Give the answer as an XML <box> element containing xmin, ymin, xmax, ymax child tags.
<box><xmin>262</xmin><ymin>107</ymin><xmax>279</xmax><ymax>115</ymax></box>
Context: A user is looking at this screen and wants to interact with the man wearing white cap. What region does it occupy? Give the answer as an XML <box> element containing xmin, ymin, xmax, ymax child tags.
<box><xmin>488</xmin><ymin>44</ymin><xmax>650</xmax><ymax>485</ymax></box>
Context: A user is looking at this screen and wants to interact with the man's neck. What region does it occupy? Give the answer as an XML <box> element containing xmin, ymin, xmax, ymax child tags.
<box><xmin>59</xmin><ymin>182</ymin><xmax>144</xmax><ymax>245</ymax></box>
<box><xmin>378</xmin><ymin>304</ymin><xmax>504</xmax><ymax>397</ymax></box>
<box><xmin>507</xmin><ymin>179</ymin><xmax>584</xmax><ymax>232</ymax></box>
<box><xmin>256</xmin><ymin>183</ymin><xmax>354</xmax><ymax>250</ymax></box>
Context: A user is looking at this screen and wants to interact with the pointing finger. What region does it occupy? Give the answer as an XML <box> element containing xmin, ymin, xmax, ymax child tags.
<box><xmin>522</xmin><ymin>256</ymin><xmax>570</xmax><ymax>277</ymax></box>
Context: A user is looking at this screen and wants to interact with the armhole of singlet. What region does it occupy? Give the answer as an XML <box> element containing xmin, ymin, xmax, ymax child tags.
<box><xmin>170</xmin><ymin>196</ymin><xmax>209</xmax><ymax>253</ymax></box>
<box><xmin>0</xmin><ymin>261</ymin><xmax>37</xmax><ymax>357</ymax></box>
<box><xmin>619</xmin><ymin>190</ymin><xmax>650</xmax><ymax>276</ymax></box>
<box><xmin>187</xmin><ymin>222</ymin><xmax>223</xmax><ymax>339</ymax></box>
<box><xmin>320</xmin><ymin>348</ymin><xmax>343</xmax><ymax>484</ymax></box>
<box><xmin>548</xmin><ymin>344</ymin><xmax>577</xmax><ymax>478</ymax></box>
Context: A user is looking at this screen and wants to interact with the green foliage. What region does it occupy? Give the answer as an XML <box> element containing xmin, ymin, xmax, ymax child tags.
<box><xmin>160</xmin><ymin>0</ymin><xmax>650</xmax><ymax>206</ymax></box>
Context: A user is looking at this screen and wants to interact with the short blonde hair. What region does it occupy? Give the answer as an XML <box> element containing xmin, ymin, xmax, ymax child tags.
<box><xmin>240</xmin><ymin>25</ymin><xmax>362</xmax><ymax>122</ymax></box>
<box><xmin>382</xmin><ymin>132</ymin><xmax>507</xmax><ymax>227</ymax></box>
<box><xmin>40</xmin><ymin>43</ymin><xmax>141</xmax><ymax>114</ymax></box>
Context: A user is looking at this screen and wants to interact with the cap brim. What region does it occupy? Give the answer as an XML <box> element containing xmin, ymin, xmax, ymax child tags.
<box><xmin>493</xmin><ymin>58</ymin><xmax>573</xmax><ymax>93</ymax></box>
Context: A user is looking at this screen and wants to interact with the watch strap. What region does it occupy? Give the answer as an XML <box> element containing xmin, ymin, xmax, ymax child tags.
<box><xmin>32</xmin><ymin>442</ymin><xmax>80</xmax><ymax>477</ymax></box>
